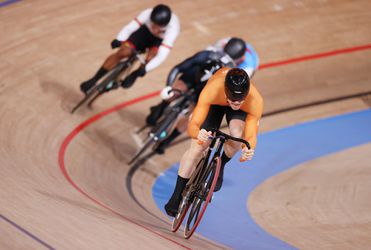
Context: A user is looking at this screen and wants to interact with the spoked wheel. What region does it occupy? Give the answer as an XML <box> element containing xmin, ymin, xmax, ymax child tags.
<box><xmin>171</xmin><ymin>190</ymin><xmax>191</xmax><ymax>232</ymax></box>
<box><xmin>128</xmin><ymin>135</ymin><xmax>156</xmax><ymax>165</ymax></box>
<box><xmin>184</xmin><ymin>157</ymin><xmax>221</xmax><ymax>239</ymax></box>
<box><xmin>171</xmin><ymin>157</ymin><xmax>206</xmax><ymax>232</ymax></box>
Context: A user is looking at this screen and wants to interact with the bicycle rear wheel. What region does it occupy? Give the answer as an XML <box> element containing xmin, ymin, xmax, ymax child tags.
<box><xmin>171</xmin><ymin>157</ymin><xmax>206</xmax><ymax>232</ymax></box>
<box><xmin>184</xmin><ymin>157</ymin><xmax>221</xmax><ymax>239</ymax></box>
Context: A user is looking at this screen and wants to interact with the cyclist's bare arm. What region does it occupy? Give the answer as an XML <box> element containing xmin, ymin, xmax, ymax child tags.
<box><xmin>116</xmin><ymin>9</ymin><xmax>152</xmax><ymax>41</ymax></box>
<box><xmin>188</xmin><ymin>68</ymin><xmax>229</xmax><ymax>138</ymax></box>
<box><xmin>241</xmin><ymin>84</ymin><xmax>264</xmax><ymax>149</ymax></box>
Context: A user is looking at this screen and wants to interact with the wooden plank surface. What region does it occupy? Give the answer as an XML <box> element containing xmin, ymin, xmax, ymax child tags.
<box><xmin>0</xmin><ymin>0</ymin><xmax>370</xmax><ymax>249</ymax></box>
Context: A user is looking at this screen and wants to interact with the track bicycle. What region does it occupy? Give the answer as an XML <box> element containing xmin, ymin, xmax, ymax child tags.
<box><xmin>71</xmin><ymin>50</ymin><xmax>145</xmax><ymax>113</ymax></box>
<box><xmin>128</xmin><ymin>89</ymin><xmax>195</xmax><ymax>165</ymax></box>
<box><xmin>171</xmin><ymin>129</ymin><xmax>250</xmax><ymax>239</ymax></box>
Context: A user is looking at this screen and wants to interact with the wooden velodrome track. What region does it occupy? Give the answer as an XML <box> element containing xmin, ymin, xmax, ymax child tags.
<box><xmin>1</xmin><ymin>0</ymin><xmax>370</xmax><ymax>249</ymax></box>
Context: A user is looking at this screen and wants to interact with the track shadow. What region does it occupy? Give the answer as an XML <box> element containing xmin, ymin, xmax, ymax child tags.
<box><xmin>83</xmin><ymin>127</ymin><xmax>137</xmax><ymax>163</ymax></box>
<box><xmin>39</xmin><ymin>80</ymin><xmax>85</xmax><ymax>114</ymax></box>
<box><xmin>36</xmin><ymin>189</ymin><xmax>115</xmax><ymax>218</ymax></box>
<box><xmin>115</xmin><ymin>107</ymin><xmax>147</xmax><ymax>127</ymax></box>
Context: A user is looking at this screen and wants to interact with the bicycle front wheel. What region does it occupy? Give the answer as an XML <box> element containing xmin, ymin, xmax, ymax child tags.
<box><xmin>184</xmin><ymin>157</ymin><xmax>221</xmax><ymax>239</ymax></box>
<box><xmin>171</xmin><ymin>156</ymin><xmax>206</xmax><ymax>232</ymax></box>
<box><xmin>171</xmin><ymin>190</ymin><xmax>190</xmax><ymax>232</ymax></box>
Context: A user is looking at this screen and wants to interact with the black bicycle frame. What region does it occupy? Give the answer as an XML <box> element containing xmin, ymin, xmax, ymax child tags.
<box><xmin>150</xmin><ymin>90</ymin><xmax>194</xmax><ymax>141</ymax></box>
<box><xmin>187</xmin><ymin>129</ymin><xmax>251</xmax><ymax>190</ymax></box>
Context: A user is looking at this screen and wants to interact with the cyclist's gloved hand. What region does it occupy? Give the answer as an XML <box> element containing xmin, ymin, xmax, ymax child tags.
<box><xmin>240</xmin><ymin>145</ymin><xmax>254</xmax><ymax>162</ymax></box>
<box><xmin>111</xmin><ymin>39</ymin><xmax>122</xmax><ymax>49</ymax></box>
<box><xmin>197</xmin><ymin>129</ymin><xmax>212</xmax><ymax>145</ymax></box>
<box><xmin>160</xmin><ymin>86</ymin><xmax>174</xmax><ymax>100</ymax></box>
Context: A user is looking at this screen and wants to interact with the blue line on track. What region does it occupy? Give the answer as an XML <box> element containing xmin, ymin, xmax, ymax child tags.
<box><xmin>153</xmin><ymin>109</ymin><xmax>371</xmax><ymax>249</ymax></box>
<box><xmin>0</xmin><ymin>0</ymin><xmax>21</xmax><ymax>8</ymax></box>
<box><xmin>0</xmin><ymin>214</ymin><xmax>55</xmax><ymax>249</ymax></box>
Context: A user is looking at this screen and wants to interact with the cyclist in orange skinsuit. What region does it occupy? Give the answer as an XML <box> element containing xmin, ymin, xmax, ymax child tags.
<box><xmin>164</xmin><ymin>67</ymin><xmax>264</xmax><ymax>217</ymax></box>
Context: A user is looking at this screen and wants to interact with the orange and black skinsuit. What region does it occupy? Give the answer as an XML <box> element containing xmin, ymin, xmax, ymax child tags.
<box><xmin>188</xmin><ymin>67</ymin><xmax>264</xmax><ymax>149</ymax></box>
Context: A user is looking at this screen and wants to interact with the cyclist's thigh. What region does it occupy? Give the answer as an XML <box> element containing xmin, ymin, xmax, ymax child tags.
<box><xmin>165</xmin><ymin>79</ymin><xmax>188</xmax><ymax>102</ymax></box>
<box><xmin>179</xmin><ymin>67</ymin><xmax>198</xmax><ymax>90</ymax></box>
<box><xmin>117</xmin><ymin>43</ymin><xmax>133</xmax><ymax>58</ymax></box>
<box><xmin>172</xmin><ymin>78</ymin><xmax>189</xmax><ymax>92</ymax></box>
<box><xmin>226</xmin><ymin>108</ymin><xmax>246</xmax><ymax>137</ymax></box>
<box><xmin>201</xmin><ymin>105</ymin><xmax>225</xmax><ymax>132</ymax></box>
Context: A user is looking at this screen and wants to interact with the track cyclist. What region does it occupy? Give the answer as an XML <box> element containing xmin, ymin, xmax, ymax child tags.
<box><xmin>79</xmin><ymin>4</ymin><xmax>180</xmax><ymax>94</ymax></box>
<box><xmin>164</xmin><ymin>67</ymin><xmax>264</xmax><ymax>217</ymax></box>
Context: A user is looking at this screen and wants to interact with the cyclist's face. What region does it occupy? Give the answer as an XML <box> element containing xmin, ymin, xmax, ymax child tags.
<box><xmin>227</xmin><ymin>99</ymin><xmax>244</xmax><ymax>110</ymax></box>
<box><xmin>150</xmin><ymin>23</ymin><xmax>166</xmax><ymax>36</ymax></box>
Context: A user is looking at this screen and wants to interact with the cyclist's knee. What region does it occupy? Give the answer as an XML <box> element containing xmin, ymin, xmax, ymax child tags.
<box><xmin>224</xmin><ymin>142</ymin><xmax>239</xmax><ymax>156</ymax></box>
<box><xmin>172</xmin><ymin>80</ymin><xmax>188</xmax><ymax>93</ymax></box>
<box><xmin>117</xmin><ymin>46</ymin><xmax>132</xmax><ymax>58</ymax></box>
<box><xmin>146</xmin><ymin>46</ymin><xmax>159</xmax><ymax>61</ymax></box>
<box><xmin>229</xmin><ymin>120</ymin><xmax>244</xmax><ymax>138</ymax></box>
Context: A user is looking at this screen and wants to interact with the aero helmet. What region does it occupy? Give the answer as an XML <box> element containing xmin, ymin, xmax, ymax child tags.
<box><xmin>225</xmin><ymin>68</ymin><xmax>250</xmax><ymax>101</ymax></box>
<box><xmin>150</xmin><ymin>4</ymin><xmax>171</xmax><ymax>26</ymax></box>
<box><xmin>224</xmin><ymin>37</ymin><xmax>246</xmax><ymax>60</ymax></box>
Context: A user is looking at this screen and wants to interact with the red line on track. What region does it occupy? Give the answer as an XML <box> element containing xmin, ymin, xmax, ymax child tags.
<box><xmin>59</xmin><ymin>91</ymin><xmax>192</xmax><ymax>249</ymax></box>
<box><xmin>58</xmin><ymin>43</ymin><xmax>371</xmax><ymax>247</ymax></box>
<box><xmin>259</xmin><ymin>44</ymin><xmax>371</xmax><ymax>69</ymax></box>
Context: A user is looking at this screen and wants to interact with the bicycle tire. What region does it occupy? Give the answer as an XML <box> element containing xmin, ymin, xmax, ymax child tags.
<box><xmin>171</xmin><ymin>193</ymin><xmax>190</xmax><ymax>232</ymax></box>
<box><xmin>71</xmin><ymin>56</ymin><xmax>135</xmax><ymax>113</ymax></box>
<box><xmin>184</xmin><ymin>157</ymin><xmax>221</xmax><ymax>239</ymax></box>
<box><xmin>87</xmin><ymin>90</ymin><xmax>104</xmax><ymax>108</ymax></box>
<box><xmin>171</xmin><ymin>157</ymin><xmax>206</xmax><ymax>232</ymax></box>
<box><xmin>70</xmin><ymin>88</ymin><xmax>100</xmax><ymax>114</ymax></box>
<box><xmin>86</xmin><ymin>66</ymin><xmax>127</xmax><ymax>108</ymax></box>
<box><xmin>128</xmin><ymin>135</ymin><xmax>155</xmax><ymax>165</ymax></box>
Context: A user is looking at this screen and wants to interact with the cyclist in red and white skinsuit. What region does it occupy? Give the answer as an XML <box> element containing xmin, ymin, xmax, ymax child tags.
<box><xmin>80</xmin><ymin>4</ymin><xmax>180</xmax><ymax>93</ymax></box>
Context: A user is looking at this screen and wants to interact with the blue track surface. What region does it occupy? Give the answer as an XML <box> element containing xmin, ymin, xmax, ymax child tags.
<box><xmin>153</xmin><ymin>109</ymin><xmax>371</xmax><ymax>249</ymax></box>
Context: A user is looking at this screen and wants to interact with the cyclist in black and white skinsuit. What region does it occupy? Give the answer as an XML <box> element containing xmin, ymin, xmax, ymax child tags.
<box><xmin>80</xmin><ymin>4</ymin><xmax>180</xmax><ymax>94</ymax></box>
<box><xmin>145</xmin><ymin>43</ymin><xmax>243</xmax><ymax>154</ymax></box>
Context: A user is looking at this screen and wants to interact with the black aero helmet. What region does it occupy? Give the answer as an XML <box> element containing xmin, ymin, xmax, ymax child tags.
<box><xmin>196</xmin><ymin>60</ymin><xmax>223</xmax><ymax>85</ymax></box>
<box><xmin>224</xmin><ymin>37</ymin><xmax>246</xmax><ymax>60</ymax></box>
<box><xmin>150</xmin><ymin>4</ymin><xmax>171</xmax><ymax>26</ymax></box>
<box><xmin>225</xmin><ymin>68</ymin><xmax>250</xmax><ymax>101</ymax></box>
